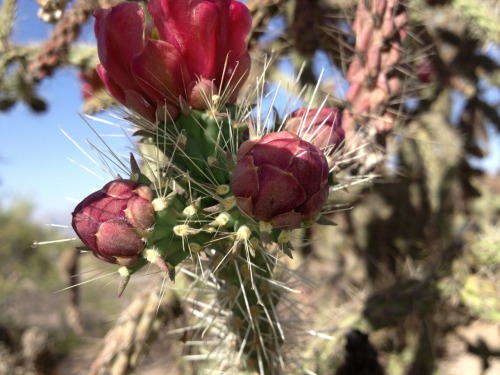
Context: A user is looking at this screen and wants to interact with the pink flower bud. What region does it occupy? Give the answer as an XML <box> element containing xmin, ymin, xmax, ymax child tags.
<box><xmin>71</xmin><ymin>179</ymin><xmax>155</xmax><ymax>266</ymax></box>
<box><xmin>231</xmin><ymin>131</ymin><xmax>329</xmax><ymax>229</ymax></box>
<box><xmin>94</xmin><ymin>0</ymin><xmax>251</xmax><ymax>121</ymax></box>
<box><xmin>284</xmin><ymin>108</ymin><xmax>344</xmax><ymax>152</ymax></box>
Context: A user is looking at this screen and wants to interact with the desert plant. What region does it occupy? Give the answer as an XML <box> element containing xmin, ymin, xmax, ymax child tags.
<box><xmin>1</xmin><ymin>0</ymin><xmax>499</xmax><ymax>374</ymax></box>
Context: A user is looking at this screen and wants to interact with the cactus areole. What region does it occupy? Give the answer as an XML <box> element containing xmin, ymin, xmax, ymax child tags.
<box><xmin>71</xmin><ymin>179</ymin><xmax>155</xmax><ymax>266</ymax></box>
<box><xmin>231</xmin><ymin>131</ymin><xmax>330</xmax><ymax>229</ymax></box>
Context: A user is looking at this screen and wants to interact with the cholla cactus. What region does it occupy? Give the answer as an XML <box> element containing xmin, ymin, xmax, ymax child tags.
<box><xmin>69</xmin><ymin>0</ymin><xmax>349</xmax><ymax>373</ymax></box>
<box><xmin>2</xmin><ymin>0</ymin><xmax>498</xmax><ymax>373</ymax></box>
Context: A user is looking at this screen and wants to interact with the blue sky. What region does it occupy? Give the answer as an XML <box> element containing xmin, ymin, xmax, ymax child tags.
<box><xmin>1</xmin><ymin>1</ymin><xmax>499</xmax><ymax>224</ymax></box>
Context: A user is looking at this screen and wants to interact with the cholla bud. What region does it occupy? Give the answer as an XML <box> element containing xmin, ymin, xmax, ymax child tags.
<box><xmin>231</xmin><ymin>131</ymin><xmax>329</xmax><ymax>229</ymax></box>
<box><xmin>285</xmin><ymin>108</ymin><xmax>344</xmax><ymax>152</ymax></box>
<box><xmin>71</xmin><ymin>179</ymin><xmax>155</xmax><ymax>266</ymax></box>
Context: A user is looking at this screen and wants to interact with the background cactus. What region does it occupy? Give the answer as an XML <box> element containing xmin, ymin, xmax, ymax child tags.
<box><xmin>1</xmin><ymin>1</ymin><xmax>499</xmax><ymax>375</ymax></box>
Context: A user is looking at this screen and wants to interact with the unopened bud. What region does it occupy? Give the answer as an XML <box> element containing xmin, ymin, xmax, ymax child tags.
<box><xmin>72</xmin><ymin>179</ymin><xmax>156</xmax><ymax>266</ymax></box>
<box><xmin>231</xmin><ymin>131</ymin><xmax>329</xmax><ymax>230</ymax></box>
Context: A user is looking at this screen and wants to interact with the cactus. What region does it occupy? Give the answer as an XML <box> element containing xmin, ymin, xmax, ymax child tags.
<box><xmin>2</xmin><ymin>0</ymin><xmax>499</xmax><ymax>374</ymax></box>
<box><xmin>65</xmin><ymin>1</ymin><xmax>354</xmax><ymax>373</ymax></box>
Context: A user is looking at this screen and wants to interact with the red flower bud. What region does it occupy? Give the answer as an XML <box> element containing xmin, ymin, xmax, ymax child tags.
<box><xmin>285</xmin><ymin>108</ymin><xmax>344</xmax><ymax>152</ymax></box>
<box><xmin>71</xmin><ymin>179</ymin><xmax>155</xmax><ymax>266</ymax></box>
<box><xmin>231</xmin><ymin>131</ymin><xmax>329</xmax><ymax>229</ymax></box>
<box><xmin>94</xmin><ymin>0</ymin><xmax>252</xmax><ymax>121</ymax></box>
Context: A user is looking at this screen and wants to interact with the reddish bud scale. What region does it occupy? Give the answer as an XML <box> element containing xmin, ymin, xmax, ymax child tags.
<box><xmin>71</xmin><ymin>179</ymin><xmax>155</xmax><ymax>266</ymax></box>
<box><xmin>231</xmin><ymin>131</ymin><xmax>329</xmax><ymax>229</ymax></box>
<box><xmin>285</xmin><ymin>107</ymin><xmax>344</xmax><ymax>152</ymax></box>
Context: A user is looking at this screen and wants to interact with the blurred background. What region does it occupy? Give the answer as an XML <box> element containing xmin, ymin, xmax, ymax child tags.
<box><xmin>0</xmin><ymin>0</ymin><xmax>499</xmax><ymax>374</ymax></box>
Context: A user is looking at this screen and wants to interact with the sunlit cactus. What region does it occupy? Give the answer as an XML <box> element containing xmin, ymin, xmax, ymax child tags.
<box><xmin>3</xmin><ymin>0</ymin><xmax>499</xmax><ymax>374</ymax></box>
<box><xmin>64</xmin><ymin>1</ymin><xmax>350</xmax><ymax>372</ymax></box>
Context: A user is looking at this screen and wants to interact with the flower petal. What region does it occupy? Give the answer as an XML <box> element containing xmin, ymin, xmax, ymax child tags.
<box><xmin>131</xmin><ymin>39</ymin><xmax>187</xmax><ymax>106</ymax></box>
<box><xmin>228</xmin><ymin>1</ymin><xmax>252</xmax><ymax>57</ymax></box>
<box><xmin>286</xmin><ymin>142</ymin><xmax>329</xmax><ymax>196</ymax></box>
<box><xmin>297</xmin><ymin>183</ymin><xmax>329</xmax><ymax>219</ymax></box>
<box><xmin>96</xmin><ymin>64</ymin><xmax>126</xmax><ymax>104</ymax></box>
<box><xmin>125</xmin><ymin>196</ymin><xmax>156</xmax><ymax>230</ymax></box>
<box><xmin>149</xmin><ymin>0</ymin><xmax>221</xmax><ymax>77</ymax></box>
<box><xmin>225</xmin><ymin>51</ymin><xmax>251</xmax><ymax>103</ymax></box>
<box><xmin>94</xmin><ymin>3</ymin><xmax>145</xmax><ymax>93</ymax></box>
<box><xmin>124</xmin><ymin>90</ymin><xmax>156</xmax><ymax>122</ymax></box>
